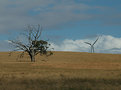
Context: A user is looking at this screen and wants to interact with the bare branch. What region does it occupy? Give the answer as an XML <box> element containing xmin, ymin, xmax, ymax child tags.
<box><xmin>9</xmin><ymin>40</ymin><xmax>29</xmax><ymax>52</ymax></box>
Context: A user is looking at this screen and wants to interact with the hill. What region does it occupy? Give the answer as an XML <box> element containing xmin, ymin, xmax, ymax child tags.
<box><xmin>0</xmin><ymin>51</ymin><xmax>121</xmax><ymax>90</ymax></box>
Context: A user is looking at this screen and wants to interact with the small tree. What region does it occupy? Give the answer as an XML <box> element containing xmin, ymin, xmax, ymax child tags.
<box><xmin>10</xmin><ymin>24</ymin><xmax>53</xmax><ymax>62</ymax></box>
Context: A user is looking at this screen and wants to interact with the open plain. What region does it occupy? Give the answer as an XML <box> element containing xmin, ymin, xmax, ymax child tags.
<box><xmin>0</xmin><ymin>51</ymin><xmax>121</xmax><ymax>90</ymax></box>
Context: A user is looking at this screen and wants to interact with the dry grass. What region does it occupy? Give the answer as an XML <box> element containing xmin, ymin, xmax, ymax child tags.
<box><xmin>0</xmin><ymin>51</ymin><xmax>121</xmax><ymax>90</ymax></box>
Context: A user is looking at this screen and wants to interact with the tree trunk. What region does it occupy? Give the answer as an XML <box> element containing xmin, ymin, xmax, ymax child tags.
<box><xmin>29</xmin><ymin>50</ymin><xmax>35</xmax><ymax>62</ymax></box>
<box><xmin>30</xmin><ymin>54</ymin><xmax>35</xmax><ymax>62</ymax></box>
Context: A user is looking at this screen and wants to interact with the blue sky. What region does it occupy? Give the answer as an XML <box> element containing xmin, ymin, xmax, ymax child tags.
<box><xmin>0</xmin><ymin>0</ymin><xmax>121</xmax><ymax>53</ymax></box>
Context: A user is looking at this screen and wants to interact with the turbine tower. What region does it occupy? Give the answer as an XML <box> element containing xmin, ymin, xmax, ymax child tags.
<box><xmin>84</xmin><ymin>37</ymin><xmax>99</xmax><ymax>53</ymax></box>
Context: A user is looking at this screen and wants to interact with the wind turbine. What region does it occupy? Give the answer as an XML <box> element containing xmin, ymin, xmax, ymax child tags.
<box><xmin>84</xmin><ymin>37</ymin><xmax>99</xmax><ymax>53</ymax></box>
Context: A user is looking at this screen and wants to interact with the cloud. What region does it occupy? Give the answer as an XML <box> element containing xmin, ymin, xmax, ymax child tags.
<box><xmin>50</xmin><ymin>35</ymin><xmax>121</xmax><ymax>54</ymax></box>
<box><xmin>1</xmin><ymin>34</ymin><xmax>121</xmax><ymax>54</ymax></box>
<box><xmin>0</xmin><ymin>0</ymin><xmax>120</xmax><ymax>33</ymax></box>
<box><xmin>0</xmin><ymin>40</ymin><xmax>12</xmax><ymax>51</ymax></box>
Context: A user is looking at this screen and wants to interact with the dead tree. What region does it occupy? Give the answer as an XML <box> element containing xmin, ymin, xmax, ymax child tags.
<box><xmin>9</xmin><ymin>24</ymin><xmax>53</xmax><ymax>62</ymax></box>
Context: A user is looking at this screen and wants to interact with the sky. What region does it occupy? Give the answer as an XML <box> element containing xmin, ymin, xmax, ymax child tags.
<box><xmin>0</xmin><ymin>0</ymin><xmax>121</xmax><ymax>53</ymax></box>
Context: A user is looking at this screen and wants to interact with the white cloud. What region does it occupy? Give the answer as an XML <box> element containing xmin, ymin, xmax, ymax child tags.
<box><xmin>50</xmin><ymin>35</ymin><xmax>121</xmax><ymax>54</ymax></box>
<box><xmin>1</xmin><ymin>35</ymin><xmax>121</xmax><ymax>54</ymax></box>
<box><xmin>0</xmin><ymin>40</ymin><xmax>12</xmax><ymax>51</ymax></box>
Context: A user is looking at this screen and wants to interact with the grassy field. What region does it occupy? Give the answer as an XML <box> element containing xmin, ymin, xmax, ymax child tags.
<box><xmin>0</xmin><ymin>51</ymin><xmax>121</xmax><ymax>90</ymax></box>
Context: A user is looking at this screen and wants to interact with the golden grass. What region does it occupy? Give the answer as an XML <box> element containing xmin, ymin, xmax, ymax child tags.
<box><xmin>0</xmin><ymin>51</ymin><xmax>121</xmax><ymax>90</ymax></box>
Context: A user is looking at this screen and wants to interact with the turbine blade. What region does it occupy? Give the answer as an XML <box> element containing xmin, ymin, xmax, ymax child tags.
<box><xmin>93</xmin><ymin>37</ymin><xmax>99</xmax><ymax>45</ymax></box>
<box><xmin>84</xmin><ymin>42</ymin><xmax>91</xmax><ymax>45</ymax></box>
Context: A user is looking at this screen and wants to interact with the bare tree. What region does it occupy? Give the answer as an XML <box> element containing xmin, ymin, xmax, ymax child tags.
<box><xmin>9</xmin><ymin>24</ymin><xmax>53</xmax><ymax>62</ymax></box>
<box><xmin>84</xmin><ymin>37</ymin><xmax>99</xmax><ymax>53</ymax></box>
